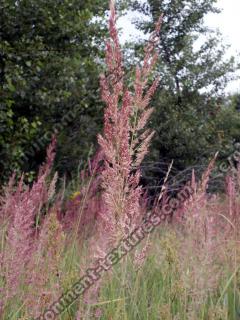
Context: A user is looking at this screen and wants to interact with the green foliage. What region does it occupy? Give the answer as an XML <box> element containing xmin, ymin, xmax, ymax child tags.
<box><xmin>214</xmin><ymin>95</ymin><xmax>240</xmax><ymax>171</ymax></box>
<box><xmin>216</xmin><ymin>96</ymin><xmax>240</xmax><ymax>146</ymax></box>
<box><xmin>0</xmin><ymin>0</ymin><xmax>109</xmax><ymax>182</ymax></box>
<box><xmin>129</xmin><ymin>0</ymin><xmax>239</xmax><ymax>177</ymax></box>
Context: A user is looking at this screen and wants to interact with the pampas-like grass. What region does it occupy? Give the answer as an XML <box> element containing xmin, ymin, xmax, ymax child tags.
<box><xmin>0</xmin><ymin>138</ymin><xmax>57</xmax><ymax>313</ymax></box>
<box><xmin>96</xmin><ymin>0</ymin><xmax>162</xmax><ymax>255</ymax></box>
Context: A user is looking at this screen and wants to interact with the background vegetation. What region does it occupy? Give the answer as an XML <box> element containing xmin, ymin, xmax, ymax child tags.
<box><xmin>1</xmin><ymin>0</ymin><xmax>240</xmax><ymax>188</ymax></box>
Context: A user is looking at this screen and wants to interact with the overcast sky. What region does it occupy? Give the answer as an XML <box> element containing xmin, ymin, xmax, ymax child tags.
<box><xmin>118</xmin><ymin>0</ymin><xmax>240</xmax><ymax>93</ymax></box>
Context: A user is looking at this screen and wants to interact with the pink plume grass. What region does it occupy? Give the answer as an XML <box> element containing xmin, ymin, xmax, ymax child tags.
<box><xmin>0</xmin><ymin>138</ymin><xmax>57</xmax><ymax>309</ymax></box>
<box><xmin>78</xmin><ymin>1</ymin><xmax>162</xmax><ymax>308</ymax></box>
<box><xmin>97</xmin><ymin>1</ymin><xmax>162</xmax><ymax>246</ymax></box>
<box><xmin>62</xmin><ymin>149</ymin><xmax>104</xmax><ymax>238</ymax></box>
<box><xmin>25</xmin><ymin>208</ymin><xmax>65</xmax><ymax>318</ymax></box>
<box><xmin>172</xmin><ymin>156</ymin><xmax>224</xmax><ymax>309</ymax></box>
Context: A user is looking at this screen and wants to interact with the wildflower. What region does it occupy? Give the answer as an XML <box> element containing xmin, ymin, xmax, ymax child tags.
<box><xmin>94</xmin><ymin>308</ymin><xmax>103</xmax><ymax>318</ymax></box>
<box><xmin>70</xmin><ymin>191</ymin><xmax>81</xmax><ymax>200</ymax></box>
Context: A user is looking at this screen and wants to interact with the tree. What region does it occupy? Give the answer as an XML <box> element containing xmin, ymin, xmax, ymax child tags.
<box><xmin>0</xmin><ymin>0</ymin><xmax>109</xmax><ymax>182</ymax></box>
<box><xmin>128</xmin><ymin>0</ymin><xmax>238</xmax><ymax>189</ymax></box>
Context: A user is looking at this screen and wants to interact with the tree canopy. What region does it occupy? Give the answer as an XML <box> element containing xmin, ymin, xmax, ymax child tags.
<box><xmin>0</xmin><ymin>0</ymin><xmax>239</xmax><ymax>188</ymax></box>
<box><xmin>0</xmin><ymin>0</ymin><xmax>108</xmax><ymax>182</ymax></box>
<box><xmin>128</xmin><ymin>0</ymin><xmax>239</xmax><ymax>188</ymax></box>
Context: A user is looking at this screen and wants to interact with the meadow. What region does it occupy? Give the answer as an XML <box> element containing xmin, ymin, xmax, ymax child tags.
<box><xmin>0</xmin><ymin>2</ymin><xmax>240</xmax><ymax>319</ymax></box>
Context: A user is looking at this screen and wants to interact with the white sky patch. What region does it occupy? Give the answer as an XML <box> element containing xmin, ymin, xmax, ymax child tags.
<box><xmin>117</xmin><ymin>10</ymin><xmax>149</xmax><ymax>43</ymax></box>
<box><xmin>118</xmin><ymin>0</ymin><xmax>240</xmax><ymax>93</ymax></box>
<box><xmin>204</xmin><ymin>0</ymin><xmax>240</xmax><ymax>92</ymax></box>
